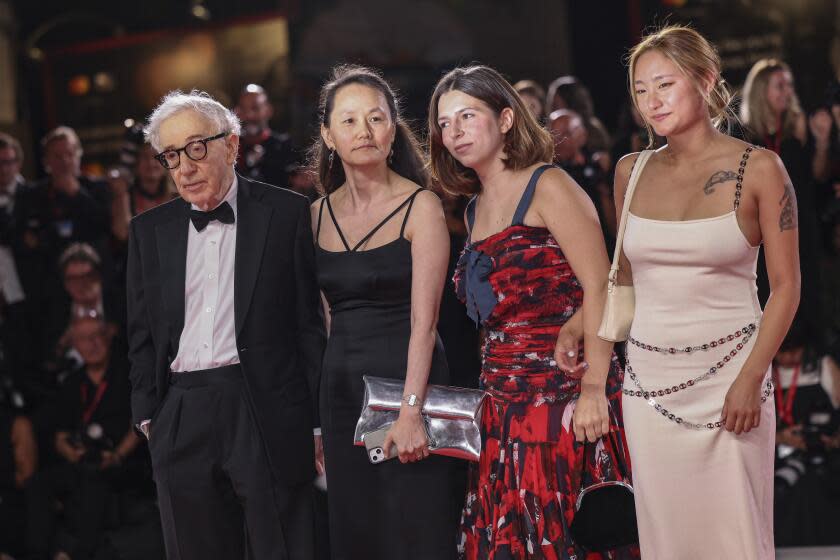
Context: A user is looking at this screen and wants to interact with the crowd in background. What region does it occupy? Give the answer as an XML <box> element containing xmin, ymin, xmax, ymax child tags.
<box><xmin>0</xmin><ymin>56</ymin><xmax>838</xmax><ymax>559</ymax></box>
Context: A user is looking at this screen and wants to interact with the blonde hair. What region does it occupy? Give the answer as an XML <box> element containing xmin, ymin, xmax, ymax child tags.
<box><xmin>740</xmin><ymin>58</ymin><xmax>802</xmax><ymax>140</ymax></box>
<box><xmin>627</xmin><ymin>25</ymin><xmax>732</xmax><ymax>145</ymax></box>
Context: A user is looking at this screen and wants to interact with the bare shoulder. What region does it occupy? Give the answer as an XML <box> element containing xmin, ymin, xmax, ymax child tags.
<box><xmin>309</xmin><ymin>196</ymin><xmax>327</xmax><ymax>225</ymax></box>
<box><xmin>532</xmin><ymin>165</ymin><xmax>596</xmax><ymax>218</ymax></box>
<box><xmin>534</xmin><ymin>165</ymin><xmax>582</xmax><ymax>201</ymax></box>
<box><xmin>614</xmin><ymin>151</ymin><xmax>643</xmax><ymax>198</ymax></box>
<box><xmin>403</xmin><ymin>188</ymin><xmax>445</xmax><ymax>243</ymax></box>
<box><xmin>309</xmin><ymin>195</ymin><xmax>326</xmax><ymax>211</ymax></box>
<box><xmin>406</xmin><ymin>188</ymin><xmax>444</xmax><ymax>220</ymax></box>
<box><xmin>744</xmin><ymin>146</ymin><xmax>786</xmax><ymax>183</ymax></box>
<box><xmin>739</xmin><ymin>146</ymin><xmax>791</xmax><ymax>208</ymax></box>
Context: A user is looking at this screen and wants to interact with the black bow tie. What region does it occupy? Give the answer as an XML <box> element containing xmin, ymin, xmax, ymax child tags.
<box><xmin>190</xmin><ymin>201</ymin><xmax>235</xmax><ymax>232</ymax></box>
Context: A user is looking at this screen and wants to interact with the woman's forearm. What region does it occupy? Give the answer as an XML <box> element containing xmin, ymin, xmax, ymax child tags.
<box><xmin>400</xmin><ymin>325</ymin><xmax>437</xmax><ymax>415</ymax></box>
<box><xmin>740</xmin><ymin>280</ymin><xmax>800</xmax><ymax>381</ymax></box>
<box><xmin>580</xmin><ymin>283</ymin><xmax>615</xmax><ymax>389</ymax></box>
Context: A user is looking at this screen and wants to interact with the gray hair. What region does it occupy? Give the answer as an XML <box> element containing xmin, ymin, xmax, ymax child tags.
<box><xmin>144</xmin><ymin>89</ymin><xmax>241</xmax><ymax>151</ymax></box>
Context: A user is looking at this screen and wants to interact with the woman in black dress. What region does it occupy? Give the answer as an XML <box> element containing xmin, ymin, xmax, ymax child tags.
<box><xmin>308</xmin><ymin>65</ymin><xmax>457</xmax><ymax>560</ymax></box>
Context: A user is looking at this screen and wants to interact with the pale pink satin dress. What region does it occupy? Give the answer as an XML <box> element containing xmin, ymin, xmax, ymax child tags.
<box><xmin>621</xmin><ymin>146</ymin><xmax>775</xmax><ymax>559</ymax></box>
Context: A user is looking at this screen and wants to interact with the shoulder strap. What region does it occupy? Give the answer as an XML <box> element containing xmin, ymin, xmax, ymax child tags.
<box><xmin>608</xmin><ymin>150</ymin><xmax>654</xmax><ymax>284</ymax></box>
<box><xmin>316</xmin><ymin>197</ymin><xmax>326</xmax><ymax>242</ymax></box>
<box><xmin>352</xmin><ymin>189</ymin><xmax>420</xmax><ymax>251</ymax></box>
<box><xmin>465</xmin><ymin>195</ymin><xmax>478</xmax><ymax>242</ymax></box>
<box><xmin>325</xmin><ymin>194</ymin><xmax>351</xmax><ymax>251</ymax></box>
<box><xmin>399</xmin><ymin>188</ymin><xmax>424</xmax><ymax>238</ymax></box>
<box><xmin>511</xmin><ymin>164</ymin><xmax>554</xmax><ymax>226</ymax></box>
<box><xmin>733</xmin><ymin>145</ymin><xmax>755</xmax><ymax>211</ymax></box>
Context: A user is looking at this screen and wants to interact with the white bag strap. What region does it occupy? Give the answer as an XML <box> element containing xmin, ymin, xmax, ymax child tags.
<box><xmin>608</xmin><ymin>150</ymin><xmax>654</xmax><ymax>285</ymax></box>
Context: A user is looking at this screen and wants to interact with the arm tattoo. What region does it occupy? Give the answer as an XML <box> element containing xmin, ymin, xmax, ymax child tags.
<box><xmin>703</xmin><ymin>170</ymin><xmax>739</xmax><ymax>195</ymax></box>
<box><xmin>778</xmin><ymin>182</ymin><xmax>798</xmax><ymax>232</ymax></box>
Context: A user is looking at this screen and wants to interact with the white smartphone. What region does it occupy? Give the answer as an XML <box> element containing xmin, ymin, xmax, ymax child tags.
<box><xmin>363</xmin><ymin>421</ymin><xmax>435</xmax><ymax>464</ymax></box>
<box><xmin>363</xmin><ymin>424</ymin><xmax>397</xmax><ymax>464</ymax></box>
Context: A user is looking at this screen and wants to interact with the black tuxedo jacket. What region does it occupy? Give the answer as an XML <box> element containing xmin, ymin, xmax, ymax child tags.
<box><xmin>126</xmin><ymin>175</ymin><xmax>325</xmax><ymax>484</ymax></box>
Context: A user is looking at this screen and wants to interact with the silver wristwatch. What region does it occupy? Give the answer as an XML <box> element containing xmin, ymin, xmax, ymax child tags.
<box><xmin>402</xmin><ymin>393</ymin><xmax>421</xmax><ymax>407</ymax></box>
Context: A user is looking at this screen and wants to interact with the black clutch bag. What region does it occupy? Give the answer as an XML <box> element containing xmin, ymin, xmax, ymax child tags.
<box><xmin>570</xmin><ymin>430</ymin><xmax>639</xmax><ymax>552</ymax></box>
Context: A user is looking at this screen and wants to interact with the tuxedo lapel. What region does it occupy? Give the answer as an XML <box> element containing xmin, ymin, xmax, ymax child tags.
<box><xmin>235</xmin><ymin>177</ymin><xmax>272</xmax><ymax>337</ymax></box>
<box><xmin>155</xmin><ymin>201</ymin><xmax>190</xmax><ymax>350</ymax></box>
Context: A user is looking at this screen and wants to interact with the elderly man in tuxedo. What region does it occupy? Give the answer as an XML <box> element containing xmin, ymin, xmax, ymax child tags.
<box><xmin>127</xmin><ymin>90</ymin><xmax>325</xmax><ymax>559</ymax></box>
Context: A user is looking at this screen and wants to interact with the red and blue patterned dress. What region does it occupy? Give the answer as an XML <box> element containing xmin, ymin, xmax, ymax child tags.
<box><xmin>453</xmin><ymin>165</ymin><xmax>639</xmax><ymax>560</ymax></box>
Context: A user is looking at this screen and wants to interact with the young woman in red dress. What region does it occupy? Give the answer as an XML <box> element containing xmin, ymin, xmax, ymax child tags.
<box><xmin>428</xmin><ymin>65</ymin><xmax>638</xmax><ymax>560</ymax></box>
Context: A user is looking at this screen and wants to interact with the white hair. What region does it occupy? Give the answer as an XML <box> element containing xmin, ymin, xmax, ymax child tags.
<box><xmin>144</xmin><ymin>89</ymin><xmax>241</xmax><ymax>151</ymax></box>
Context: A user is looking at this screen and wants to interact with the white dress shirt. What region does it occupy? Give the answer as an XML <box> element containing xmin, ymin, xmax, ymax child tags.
<box><xmin>170</xmin><ymin>176</ymin><xmax>240</xmax><ymax>373</ymax></box>
<box><xmin>142</xmin><ymin>176</ymin><xmax>318</xmax><ymax>438</ymax></box>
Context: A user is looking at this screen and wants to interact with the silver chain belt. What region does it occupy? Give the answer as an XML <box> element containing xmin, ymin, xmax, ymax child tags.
<box><xmin>628</xmin><ymin>323</ymin><xmax>756</xmax><ymax>355</ymax></box>
<box><xmin>622</xmin><ymin>379</ymin><xmax>773</xmax><ymax>430</ymax></box>
<box><xmin>625</xmin><ymin>324</ymin><xmax>756</xmax><ymax>396</ymax></box>
<box><xmin>623</xmin><ymin>322</ymin><xmax>771</xmax><ymax>429</ymax></box>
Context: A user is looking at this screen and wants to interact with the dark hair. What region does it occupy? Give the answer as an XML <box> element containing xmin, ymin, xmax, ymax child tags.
<box><xmin>427</xmin><ymin>65</ymin><xmax>554</xmax><ymax>196</ymax></box>
<box><xmin>309</xmin><ymin>65</ymin><xmax>427</xmax><ymax>195</ymax></box>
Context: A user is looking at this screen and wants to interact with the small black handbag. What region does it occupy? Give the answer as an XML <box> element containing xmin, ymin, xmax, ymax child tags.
<box><xmin>569</xmin><ymin>430</ymin><xmax>639</xmax><ymax>552</ymax></box>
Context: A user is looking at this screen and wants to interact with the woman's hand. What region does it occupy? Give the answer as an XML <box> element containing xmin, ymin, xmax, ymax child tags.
<box><xmin>721</xmin><ymin>373</ymin><xmax>764</xmax><ymax>434</ymax></box>
<box><xmin>554</xmin><ymin>313</ymin><xmax>588</xmax><ymax>377</ymax></box>
<box><xmin>382</xmin><ymin>411</ymin><xmax>430</xmax><ymax>464</ymax></box>
<box><xmin>572</xmin><ymin>384</ymin><xmax>610</xmax><ymax>442</ymax></box>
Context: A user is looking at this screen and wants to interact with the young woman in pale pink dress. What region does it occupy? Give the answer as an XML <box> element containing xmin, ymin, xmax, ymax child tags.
<box><xmin>614</xmin><ymin>26</ymin><xmax>801</xmax><ymax>559</ymax></box>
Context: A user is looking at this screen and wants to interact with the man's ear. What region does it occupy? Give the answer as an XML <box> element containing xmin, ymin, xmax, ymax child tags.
<box><xmin>227</xmin><ymin>134</ymin><xmax>240</xmax><ymax>165</ymax></box>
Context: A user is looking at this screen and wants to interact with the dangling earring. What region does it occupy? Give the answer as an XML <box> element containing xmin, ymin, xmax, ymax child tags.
<box><xmin>328</xmin><ymin>148</ymin><xmax>335</xmax><ymax>171</ymax></box>
<box><xmin>388</xmin><ymin>147</ymin><xmax>394</xmax><ymax>165</ymax></box>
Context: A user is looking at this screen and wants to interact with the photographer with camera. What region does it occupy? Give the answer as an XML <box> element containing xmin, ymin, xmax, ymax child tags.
<box><xmin>773</xmin><ymin>326</ymin><xmax>840</xmax><ymax>546</ymax></box>
<box><xmin>27</xmin><ymin>314</ymin><xmax>140</xmax><ymax>560</ymax></box>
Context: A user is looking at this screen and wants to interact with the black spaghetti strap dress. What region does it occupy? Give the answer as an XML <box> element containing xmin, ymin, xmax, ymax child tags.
<box><xmin>315</xmin><ymin>188</ymin><xmax>458</xmax><ymax>560</ymax></box>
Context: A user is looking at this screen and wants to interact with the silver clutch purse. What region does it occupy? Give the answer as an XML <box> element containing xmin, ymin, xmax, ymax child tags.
<box><xmin>353</xmin><ymin>375</ymin><xmax>487</xmax><ymax>462</ymax></box>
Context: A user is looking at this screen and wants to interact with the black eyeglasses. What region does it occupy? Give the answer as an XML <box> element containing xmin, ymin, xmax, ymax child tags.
<box><xmin>154</xmin><ymin>131</ymin><xmax>229</xmax><ymax>170</ymax></box>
